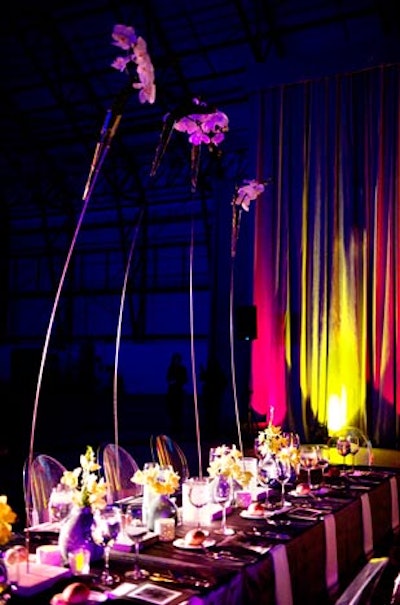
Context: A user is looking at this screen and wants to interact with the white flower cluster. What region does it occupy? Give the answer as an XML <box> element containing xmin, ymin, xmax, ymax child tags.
<box><xmin>111</xmin><ymin>24</ymin><xmax>156</xmax><ymax>104</ymax></box>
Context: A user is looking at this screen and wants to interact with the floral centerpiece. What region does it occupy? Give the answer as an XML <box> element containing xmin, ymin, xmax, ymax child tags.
<box><xmin>0</xmin><ymin>496</ymin><xmax>16</xmax><ymax>547</ymax></box>
<box><xmin>60</xmin><ymin>446</ymin><xmax>108</xmax><ymax>510</ymax></box>
<box><xmin>131</xmin><ymin>464</ymin><xmax>180</xmax><ymax>496</ymax></box>
<box><xmin>58</xmin><ymin>446</ymin><xmax>107</xmax><ymax>563</ymax></box>
<box><xmin>131</xmin><ymin>464</ymin><xmax>180</xmax><ymax>530</ymax></box>
<box><xmin>255</xmin><ymin>408</ymin><xmax>300</xmax><ymax>469</ymax></box>
<box><xmin>207</xmin><ymin>445</ymin><xmax>253</xmax><ymax>488</ymax></box>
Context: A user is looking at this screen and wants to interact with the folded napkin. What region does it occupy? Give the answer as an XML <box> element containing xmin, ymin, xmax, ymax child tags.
<box><xmin>390</xmin><ymin>476</ymin><xmax>399</xmax><ymax>530</ymax></box>
<box><xmin>324</xmin><ymin>514</ymin><xmax>338</xmax><ymax>592</ymax></box>
<box><xmin>271</xmin><ymin>544</ymin><xmax>293</xmax><ymax>605</ymax></box>
<box><xmin>361</xmin><ymin>493</ymin><xmax>373</xmax><ymax>558</ymax></box>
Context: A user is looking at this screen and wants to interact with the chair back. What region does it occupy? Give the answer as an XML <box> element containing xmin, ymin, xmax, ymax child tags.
<box><xmin>100</xmin><ymin>443</ymin><xmax>142</xmax><ymax>503</ymax></box>
<box><xmin>23</xmin><ymin>454</ymin><xmax>66</xmax><ymax>525</ymax></box>
<box><xmin>153</xmin><ymin>434</ymin><xmax>190</xmax><ymax>486</ymax></box>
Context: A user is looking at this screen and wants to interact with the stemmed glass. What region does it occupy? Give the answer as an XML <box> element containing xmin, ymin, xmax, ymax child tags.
<box><xmin>212</xmin><ymin>473</ymin><xmax>234</xmax><ymax>535</ymax></box>
<box><xmin>92</xmin><ymin>504</ymin><xmax>121</xmax><ymax>586</ymax></box>
<box><xmin>299</xmin><ymin>445</ymin><xmax>318</xmax><ymax>487</ymax></box>
<box><xmin>316</xmin><ymin>445</ymin><xmax>330</xmax><ymax>479</ymax></box>
<box><xmin>188</xmin><ymin>477</ymin><xmax>210</xmax><ymax>528</ymax></box>
<box><xmin>124</xmin><ymin>504</ymin><xmax>149</xmax><ymax>581</ymax></box>
<box><xmin>274</xmin><ymin>456</ymin><xmax>292</xmax><ymax>507</ymax></box>
<box><xmin>336</xmin><ymin>436</ymin><xmax>351</xmax><ymax>474</ymax></box>
<box><xmin>347</xmin><ymin>434</ymin><xmax>360</xmax><ymax>473</ymax></box>
<box><xmin>257</xmin><ymin>453</ymin><xmax>277</xmax><ymax>510</ymax></box>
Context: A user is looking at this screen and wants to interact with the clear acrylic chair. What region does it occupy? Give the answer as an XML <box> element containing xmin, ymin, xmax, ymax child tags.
<box><xmin>100</xmin><ymin>443</ymin><xmax>143</xmax><ymax>504</ymax></box>
<box><xmin>152</xmin><ymin>434</ymin><xmax>190</xmax><ymax>487</ymax></box>
<box><xmin>23</xmin><ymin>453</ymin><xmax>67</xmax><ymax>526</ymax></box>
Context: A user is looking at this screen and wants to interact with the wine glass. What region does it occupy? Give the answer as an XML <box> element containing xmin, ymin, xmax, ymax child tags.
<box><xmin>274</xmin><ymin>456</ymin><xmax>292</xmax><ymax>507</ymax></box>
<box><xmin>283</xmin><ymin>432</ymin><xmax>301</xmax><ymax>449</ymax></box>
<box><xmin>258</xmin><ymin>453</ymin><xmax>277</xmax><ymax>510</ymax></box>
<box><xmin>347</xmin><ymin>434</ymin><xmax>360</xmax><ymax>473</ymax></box>
<box><xmin>212</xmin><ymin>473</ymin><xmax>234</xmax><ymax>535</ymax></box>
<box><xmin>188</xmin><ymin>477</ymin><xmax>210</xmax><ymax>528</ymax></box>
<box><xmin>316</xmin><ymin>444</ymin><xmax>330</xmax><ymax>476</ymax></box>
<box><xmin>48</xmin><ymin>484</ymin><xmax>73</xmax><ymax>524</ymax></box>
<box><xmin>124</xmin><ymin>504</ymin><xmax>149</xmax><ymax>581</ymax></box>
<box><xmin>299</xmin><ymin>445</ymin><xmax>318</xmax><ymax>487</ymax></box>
<box><xmin>336</xmin><ymin>436</ymin><xmax>351</xmax><ymax>474</ymax></box>
<box><xmin>92</xmin><ymin>505</ymin><xmax>121</xmax><ymax>586</ymax></box>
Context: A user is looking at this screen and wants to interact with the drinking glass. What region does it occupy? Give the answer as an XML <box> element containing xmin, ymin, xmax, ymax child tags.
<box><xmin>283</xmin><ymin>432</ymin><xmax>301</xmax><ymax>449</ymax></box>
<box><xmin>299</xmin><ymin>445</ymin><xmax>318</xmax><ymax>487</ymax></box>
<box><xmin>48</xmin><ymin>485</ymin><xmax>73</xmax><ymax>524</ymax></box>
<box><xmin>92</xmin><ymin>504</ymin><xmax>121</xmax><ymax>586</ymax></box>
<box><xmin>336</xmin><ymin>436</ymin><xmax>351</xmax><ymax>474</ymax></box>
<box><xmin>188</xmin><ymin>477</ymin><xmax>210</xmax><ymax>528</ymax></box>
<box><xmin>258</xmin><ymin>453</ymin><xmax>277</xmax><ymax>510</ymax></box>
<box><xmin>347</xmin><ymin>434</ymin><xmax>360</xmax><ymax>473</ymax></box>
<box><xmin>316</xmin><ymin>444</ymin><xmax>330</xmax><ymax>475</ymax></box>
<box><xmin>212</xmin><ymin>473</ymin><xmax>234</xmax><ymax>535</ymax></box>
<box><xmin>124</xmin><ymin>504</ymin><xmax>148</xmax><ymax>581</ymax></box>
<box><xmin>274</xmin><ymin>457</ymin><xmax>292</xmax><ymax>507</ymax></box>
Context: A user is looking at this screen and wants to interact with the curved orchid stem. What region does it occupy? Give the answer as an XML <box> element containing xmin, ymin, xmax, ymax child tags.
<box><xmin>189</xmin><ymin>218</ymin><xmax>203</xmax><ymax>478</ymax></box>
<box><xmin>230</xmin><ymin>203</ymin><xmax>243</xmax><ymax>453</ymax></box>
<box><xmin>113</xmin><ymin>208</ymin><xmax>145</xmax><ymax>449</ymax></box>
<box><xmin>25</xmin><ymin>106</ymin><xmax>125</xmax><ymax>554</ymax></box>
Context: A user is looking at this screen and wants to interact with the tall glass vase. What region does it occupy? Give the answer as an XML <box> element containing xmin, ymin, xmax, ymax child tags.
<box><xmin>58</xmin><ymin>506</ymin><xmax>103</xmax><ymax>564</ymax></box>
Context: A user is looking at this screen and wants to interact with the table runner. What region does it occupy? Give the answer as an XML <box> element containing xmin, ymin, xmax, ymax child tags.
<box><xmin>390</xmin><ymin>475</ymin><xmax>399</xmax><ymax>530</ymax></box>
<box><xmin>270</xmin><ymin>544</ymin><xmax>293</xmax><ymax>605</ymax></box>
<box><xmin>324</xmin><ymin>513</ymin><xmax>338</xmax><ymax>593</ymax></box>
<box><xmin>361</xmin><ymin>492</ymin><xmax>373</xmax><ymax>558</ymax></box>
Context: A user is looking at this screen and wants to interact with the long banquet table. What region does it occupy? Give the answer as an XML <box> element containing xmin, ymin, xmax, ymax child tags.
<box><xmin>8</xmin><ymin>467</ymin><xmax>400</xmax><ymax>605</ymax></box>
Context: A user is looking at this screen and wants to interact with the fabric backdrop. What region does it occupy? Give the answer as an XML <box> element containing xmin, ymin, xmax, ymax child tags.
<box><xmin>251</xmin><ymin>64</ymin><xmax>400</xmax><ymax>447</ymax></box>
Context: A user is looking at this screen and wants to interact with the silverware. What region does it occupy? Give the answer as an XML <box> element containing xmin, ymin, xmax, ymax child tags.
<box><xmin>149</xmin><ymin>571</ymin><xmax>212</xmax><ymax>588</ymax></box>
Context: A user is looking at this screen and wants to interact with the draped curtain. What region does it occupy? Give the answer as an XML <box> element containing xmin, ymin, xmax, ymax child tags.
<box><xmin>251</xmin><ymin>64</ymin><xmax>400</xmax><ymax>448</ymax></box>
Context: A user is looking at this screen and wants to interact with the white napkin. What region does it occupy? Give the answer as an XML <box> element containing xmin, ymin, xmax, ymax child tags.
<box><xmin>390</xmin><ymin>475</ymin><xmax>399</xmax><ymax>530</ymax></box>
<box><xmin>361</xmin><ymin>493</ymin><xmax>373</xmax><ymax>558</ymax></box>
<box><xmin>324</xmin><ymin>513</ymin><xmax>338</xmax><ymax>591</ymax></box>
<box><xmin>271</xmin><ymin>544</ymin><xmax>293</xmax><ymax>605</ymax></box>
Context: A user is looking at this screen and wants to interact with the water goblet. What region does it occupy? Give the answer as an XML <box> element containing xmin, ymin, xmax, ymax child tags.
<box><xmin>316</xmin><ymin>444</ymin><xmax>330</xmax><ymax>476</ymax></box>
<box><xmin>188</xmin><ymin>477</ymin><xmax>210</xmax><ymax>528</ymax></box>
<box><xmin>48</xmin><ymin>484</ymin><xmax>73</xmax><ymax>524</ymax></box>
<box><xmin>212</xmin><ymin>473</ymin><xmax>234</xmax><ymax>535</ymax></box>
<box><xmin>258</xmin><ymin>453</ymin><xmax>277</xmax><ymax>510</ymax></box>
<box><xmin>283</xmin><ymin>432</ymin><xmax>301</xmax><ymax>449</ymax></box>
<box><xmin>336</xmin><ymin>436</ymin><xmax>351</xmax><ymax>474</ymax></box>
<box><xmin>299</xmin><ymin>445</ymin><xmax>318</xmax><ymax>487</ymax></box>
<box><xmin>92</xmin><ymin>504</ymin><xmax>121</xmax><ymax>586</ymax></box>
<box><xmin>274</xmin><ymin>456</ymin><xmax>292</xmax><ymax>507</ymax></box>
<box><xmin>347</xmin><ymin>434</ymin><xmax>360</xmax><ymax>473</ymax></box>
<box><xmin>124</xmin><ymin>504</ymin><xmax>149</xmax><ymax>581</ymax></box>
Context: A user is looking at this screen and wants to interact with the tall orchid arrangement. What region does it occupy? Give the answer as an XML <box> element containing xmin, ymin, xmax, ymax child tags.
<box><xmin>150</xmin><ymin>96</ymin><xmax>229</xmax><ymax>192</ymax></box>
<box><xmin>111</xmin><ymin>24</ymin><xmax>156</xmax><ymax>104</ymax></box>
<box><xmin>229</xmin><ymin>178</ymin><xmax>266</xmax><ymax>454</ymax></box>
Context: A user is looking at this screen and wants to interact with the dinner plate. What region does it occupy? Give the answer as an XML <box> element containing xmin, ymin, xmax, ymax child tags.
<box><xmin>240</xmin><ymin>510</ymin><xmax>267</xmax><ymax>520</ymax></box>
<box><xmin>172</xmin><ymin>538</ymin><xmax>216</xmax><ymax>550</ymax></box>
<box><xmin>240</xmin><ymin>502</ymin><xmax>292</xmax><ymax>520</ymax></box>
<box><xmin>51</xmin><ymin>590</ymin><xmax>107</xmax><ymax>605</ymax></box>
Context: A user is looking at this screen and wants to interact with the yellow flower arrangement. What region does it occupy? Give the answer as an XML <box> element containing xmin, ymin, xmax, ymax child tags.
<box><xmin>131</xmin><ymin>464</ymin><xmax>180</xmax><ymax>496</ymax></box>
<box><xmin>207</xmin><ymin>445</ymin><xmax>253</xmax><ymax>488</ymax></box>
<box><xmin>60</xmin><ymin>446</ymin><xmax>108</xmax><ymax>510</ymax></box>
<box><xmin>275</xmin><ymin>446</ymin><xmax>300</xmax><ymax>470</ymax></box>
<box><xmin>256</xmin><ymin>423</ymin><xmax>289</xmax><ymax>457</ymax></box>
<box><xmin>0</xmin><ymin>496</ymin><xmax>16</xmax><ymax>546</ymax></box>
